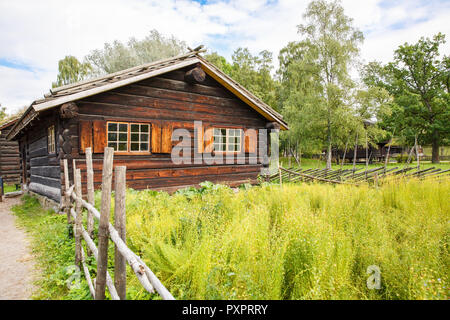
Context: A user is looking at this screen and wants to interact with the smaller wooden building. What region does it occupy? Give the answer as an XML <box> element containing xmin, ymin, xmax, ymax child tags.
<box><xmin>0</xmin><ymin>119</ymin><xmax>21</xmax><ymax>185</ymax></box>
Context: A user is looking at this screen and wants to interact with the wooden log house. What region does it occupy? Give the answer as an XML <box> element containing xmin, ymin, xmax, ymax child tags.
<box><xmin>6</xmin><ymin>51</ymin><xmax>288</xmax><ymax>203</ymax></box>
<box><xmin>0</xmin><ymin>119</ymin><xmax>21</xmax><ymax>185</ymax></box>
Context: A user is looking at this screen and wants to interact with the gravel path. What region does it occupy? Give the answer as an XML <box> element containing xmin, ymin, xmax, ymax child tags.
<box><xmin>0</xmin><ymin>197</ymin><xmax>36</xmax><ymax>300</ymax></box>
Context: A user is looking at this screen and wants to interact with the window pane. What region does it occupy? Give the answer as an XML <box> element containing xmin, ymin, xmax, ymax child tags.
<box><xmin>140</xmin><ymin>143</ymin><xmax>148</xmax><ymax>151</ymax></box>
<box><xmin>108</xmin><ymin>142</ymin><xmax>117</xmax><ymax>150</ymax></box>
<box><xmin>108</xmin><ymin>133</ymin><xmax>117</xmax><ymax>142</ymax></box>
<box><xmin>108</xmin><ymin>123</ymin><xmax>118</xmax><ymax>131</ymax></box>
<box><xmin>118</xmin><ymin>143</ymin><xmax>127</xmax><ymax>151</ymax></box>
<box><xmin>119</xmin><ymin>123</ymin><xmax>128</xmax><ymax>132</ymax></box>
<box><xmin>130</xmin><ymin>143</ymin><xmax>139</xmax><ymax>151</ymax></box>
<box><xmin>131</xmin><ymin>133</ymin><xmax>139</xmax><ymax>142</ymax></box>
<box><xmin>119</xmin><ymin>133</ymin><xmax>127</xmax><ymax>141</ymax></box>
<box><xmin>141</xmin><ymin>125</ymin><xmax>149</xmax><ymax>133</ymax></box>
<box><xmin>141</xmin><ymin>134</ymin><xmax>148</xmax><ymax>142</ymax></box>
<box><xmin>131</xmin><ymin>124</ymin><xmax>139</xmax><ymax>133</ymax></box>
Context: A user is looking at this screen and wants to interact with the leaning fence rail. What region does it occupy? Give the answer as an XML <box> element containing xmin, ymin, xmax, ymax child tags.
<box><xmin>62</xmin><ymin>147</ymin><xmax>175</xmax><ymax>300</ymax></box>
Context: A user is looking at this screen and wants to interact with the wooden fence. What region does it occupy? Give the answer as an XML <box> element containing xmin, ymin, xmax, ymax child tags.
<box><xmin>63</xmin><ymin>147</ymin><xmax>174</xmax><ymax>300</ymax></box>
<box><xmin>270</xmin><ymin>165</ymin><xmax>450</xmax><ymax>185</ymax></box>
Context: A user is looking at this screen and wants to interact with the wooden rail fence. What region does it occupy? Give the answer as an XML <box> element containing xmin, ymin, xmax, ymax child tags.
<box><xmin>270</xmin><ymin>165</ymin><xmax>450</xmax><ymax>185</ymax></box>
<box><xmin>62</xmin><ymin>147</ymin><xmax>175</xmax><ymax>300</ymax></box>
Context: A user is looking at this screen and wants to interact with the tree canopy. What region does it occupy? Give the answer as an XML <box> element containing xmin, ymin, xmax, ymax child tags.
<box><xmin>85</xmin><ymin>29</ymin><xmax>186</xmax><ymax>75</ymax></box>
<box><xmin>52</xmin><ymin>56</ymin><xmax>92</xmax><ymax>88</ymax></box>
<box><xmin>364</xmin><ymin>33</ymin><xmax>450</xmax><ymax>163</ymax></box>
<box><xmin>278</xmin><ymin>0</ymin><xmax>366</xmax><ymax>168</ymax></box>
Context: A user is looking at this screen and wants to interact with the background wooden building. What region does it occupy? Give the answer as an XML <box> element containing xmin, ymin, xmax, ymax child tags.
<box><xmin>0</xmin><ymin>119</ymin><xmax>21</xmax><ymax>186</ymax></box>
<box><xmin>6</xmin><ymin>51</ymin><xmax>288</xmax><ymax>203</ymax></box>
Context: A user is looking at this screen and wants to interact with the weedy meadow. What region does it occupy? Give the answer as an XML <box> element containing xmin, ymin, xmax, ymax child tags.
<box><xmin>13</xmin><ymin>178</ymin><xmax>449</xmax><ymax>300</ymax></box>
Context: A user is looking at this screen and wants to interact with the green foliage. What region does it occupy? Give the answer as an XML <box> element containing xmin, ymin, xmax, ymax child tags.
<box><xmin>85</xmin><ymin>29</ymin><xmax>186</xmax><ymax>75</ymax></box>
<box><xmin>204</xmin><ymin>48</ymin><xmax>279</xmax><ymax>110</ymax></box>
<box><xmin>52</xmin><ymin>56</ymin><xmax>93</xmax><ymax>88</ymax></box>
<box><xmin>364</xmin><ymin>33</ymin><xmax>450</xmax><ymax>163</ymax></box>
<box><xmin>12</xmin><ymin>195</ymin><xmax>92</xmax><ymax>300</ymax></box>
<box><xmin>124</xmin><ymin>179</ymin><xmax>449</xmax><ymax>300</ymax></box>
<box><xmin>278</xmin><ymin>0</ymin><xmax>367</xmax><ymax>167</ymax></box>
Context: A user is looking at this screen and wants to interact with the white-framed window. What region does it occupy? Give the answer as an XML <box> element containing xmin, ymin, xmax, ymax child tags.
<box><xmin>107</xmin><ymin>122</ymin><xmax>150</xmax><ymax>153</ymax></box>
<box><xmin>130</xmin><ymin>123</ymin><xmax>149</xmax><ymax>152</ymax></box>
<box><xmin>47</xmin><ymin>125</ymin><xmax>55</xmax><ymax>154</ymax></box>
<box><xmin>213</xmin><ymin>128</ymin><xmax>242</xmax><ymax>152</ymax></box>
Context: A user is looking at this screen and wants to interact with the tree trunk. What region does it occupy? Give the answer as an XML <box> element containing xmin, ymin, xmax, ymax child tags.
<box><xmin>431</xmin><ymin>129</ymin><xmax>440</xmax><ymax>163</ymax></box>
<box><xmin>326</xmin><ymin>120</ymin><xmax>332</xmax><ymax>169</ymax></box>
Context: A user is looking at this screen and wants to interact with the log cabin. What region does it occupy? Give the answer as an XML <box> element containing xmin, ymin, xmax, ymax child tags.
<box><xmin>0</xmin><ymin>119</ymin><xmax>21</xmax><ymax>186</ymax></box>
<box><xmin>6</xmin><ymin>51</ymin><xmax>288</xmax><ymax>203</ymax></box>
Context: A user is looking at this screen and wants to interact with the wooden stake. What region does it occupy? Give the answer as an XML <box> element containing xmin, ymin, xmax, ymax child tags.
<box><xmin>279</xmin><ymin>166</ymin><xmax>282</xmax><ymax>187</ymax></box>
<box><xmin>85</xmin><ymin>147</ymin><xmax>95</xmax><ymax>253</ymax></box>
<box><xmin>63</xmin><ymin>159</ymin><xmax>71</xmax><ymax>224</ymax></box>
<box><xmin>95</xmin><ymin>147</ymin><xmax>114</xmax><ymax>300</ymax></box>
<box><xmin>74</xmin><ymin>169</ymin><xmax>82</xmax><ymax>267</ymax></box>
<box><xmin>114</xmin><ymin>166</ymin><xmax>127</xmax><ymax>300</ymax></box>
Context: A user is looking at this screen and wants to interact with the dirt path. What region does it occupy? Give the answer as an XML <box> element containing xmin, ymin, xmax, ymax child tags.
<box><xmin>0</xmin><ymin>197</ymin><xmax>36</xmax><ymax>300</ymax></box>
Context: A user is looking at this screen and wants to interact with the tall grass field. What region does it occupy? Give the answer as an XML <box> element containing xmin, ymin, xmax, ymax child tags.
<box><xmin>13</xmin><ymin>178</ymin><xmax>449</xmax><ymax>300</ymax></box>
<box><xmin>121</xmin><ymin>178</ymin><xmax>449</xmax><ymax>300</ymax></box>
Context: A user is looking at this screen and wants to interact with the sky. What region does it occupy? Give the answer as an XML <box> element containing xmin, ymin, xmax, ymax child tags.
<box><xmin>0</xmin><ymin>0</ymin><xmax>449</xmax><ymax>114</ymax></box>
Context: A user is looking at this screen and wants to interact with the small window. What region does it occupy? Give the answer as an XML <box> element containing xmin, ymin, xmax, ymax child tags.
<box><xmin>213</xmin><ymin>128</ymin><xmax>242</xmax><ymax>152</ymax></box>
<box><xmin>47</xmin><ymin>125</ymin><xmax>55</xmax><ymax>154</ymax></box>
<box><xmin>107</xmin><ymin>122</ymin><xmax>150</xmax><ymax>153</ymax></box>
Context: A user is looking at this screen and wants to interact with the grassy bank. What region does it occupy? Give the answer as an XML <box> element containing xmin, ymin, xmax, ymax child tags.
<box><xmin>12</xmin><ymin>178</ymin><xmax>449</xmax><ymax>300</ymax></box>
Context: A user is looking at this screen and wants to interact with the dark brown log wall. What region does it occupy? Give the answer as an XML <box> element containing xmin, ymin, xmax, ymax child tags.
<box><xmin>0</xmin><ymin>125</ymin><xmax>21</xmax><ymax>184</ymax></box>
<box><xmin>63</xmin><ymin>67</ymin><xmax>269</xmax><ymax>193</ymax></box>
<box><xmin>20</xmin><ymin>112</ymin><xmax>61</xmax><ymax>201</ymax></box>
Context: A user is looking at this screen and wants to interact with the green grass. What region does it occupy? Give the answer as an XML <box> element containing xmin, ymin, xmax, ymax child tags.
<box><xmin>12</xmin><ymin>178</ymin><xmax>449</xmax><ymax>300</ymax></box>
<box><xmin>2</xmin><ymin>184</ymin><xmax>21</xmax><ymax>193</ymax></box>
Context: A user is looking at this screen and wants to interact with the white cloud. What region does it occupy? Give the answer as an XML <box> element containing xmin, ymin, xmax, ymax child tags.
<box><xmin>0</xmin><ymin>0</ymin><xmax>449</xmax><ymax>114</ymax></box>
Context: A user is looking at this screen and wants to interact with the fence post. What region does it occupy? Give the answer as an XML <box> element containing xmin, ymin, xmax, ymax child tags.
<box><xmin>63</xmin><ymin>159</ymin><xmax>71</xmax><ymax>224</ymax></box>
<box><xmin>95</xmin><ymin>147</ymin><xmax>114</xmax><ymax>300</ymax></box>
<box><xmin>85</xmin><ymin>147</ymin><xmax>95</xmax><ymax>256</ymax></box>
<box><xmin>279</xmin><ymin>167</ymin><xmax>282</xmax><ymax>187</ymax></box>
<box><xmin>74</xmin><ymin>168</ymin><xmax>83</xmax><ymax>268</ymax></box>
<box><xmin>114</xmin><ymin>166</ymin><xmax>127</xmax><ymax>300</ymax></box>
